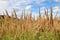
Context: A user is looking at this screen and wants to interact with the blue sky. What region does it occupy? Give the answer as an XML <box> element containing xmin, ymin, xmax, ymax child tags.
<box><xmin>0</xmin><ymin>0</ymin><xmax>60</xmax><ymax>17</ymax></box>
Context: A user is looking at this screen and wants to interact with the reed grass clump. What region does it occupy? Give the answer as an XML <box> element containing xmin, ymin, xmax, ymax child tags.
<box><xmin>0</xmin><ymin>7</ymin><xmax>60</xmax><ymax>40</ymax></box>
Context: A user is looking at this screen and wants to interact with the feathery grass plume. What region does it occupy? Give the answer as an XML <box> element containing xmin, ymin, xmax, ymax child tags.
<box><xmin>4</xmin><ymin>10</ymin><xmax>10</xmax><ymax>27</ymax></box>
<box><xmin>53</xmin><ymin>11</ymin><xmax>60</xmax><ymax>31</ymax></box>
<box><xmin>19</xmin><ymin>10</ymin><xmax>25</xmax><ymax>32</ymax></box>
<box><xmin>4</xmin><ymin>9</ymin><xmax>9</xmax><ymax>20</ymax></box>
<box><xmin>23</xmin><ymin>9</ymin><xmax>28</xmax><ymax>22</ymax></box>
<box><xmin>11</xmin><ymin>10</ymin><xmax>17</xmax><ymax>32</ymax></box>
<box><xmin>30</xmin><ymin>12</ymin><xmax>32</xmax><ymax>20</ymax></box>
<box><xmin>23</xmin><ymin>9</ymin><xmax>25</xmax><ymax>20</ymax></box>
<box><xmin>10</xmin><ymin>11</ymin><xmax>15</xmax><ymax>23</ymax></box>
<box><xmin>33</xmin><ymin>8</ymin><xmax>42</xmax><ymax>35</ymax></box>
<box><xmin>33</xmin><ymin>15</ymin><xmax>36</xmax><ymax>22</ymax></box>
<box><xmin>20</xmin><ymin>10</ymin><xmax>24</xmax><ymax>24</ymax></box>
<box><xmin>44</xmin><ymin>8</ymin><xmax>47</xmax><ymax>21</ymax></box>
<box><xmin>50</xmin><ymin>6</ymin><xmax>53</xmax><ymax>26</ymax></box>
<box><xmin>37</xmin><ymin>8</ymin><xmax>40</xmax><ymax>21</ymax></box>
<box><xmin>22</xmin><ymin>9</ymin><xmax>26</xmax><ymax>31</ymax></box>
<box><xmin>27</xmin><ymin>11</ymin><xmax>32</xmax><ymax>23</ymax></box>
<box><xmin>45</xmin><ymin>8</ymin><xmax>49</xmax><ymax>21</ymax></box>
<box><xmin>54</xmin><ymin>11</ymin><xmax>58</xmax><ymax>21</ymax></box>
<box><xmin>44</xmin><ymin>8</ymin><xmax>51</xmax><ymax>31</ymax></box>
<box><xmin>37</xmin><ymin>7</ymin><xmax>43</xmax><ymax>27</ymax></box>
<box><xmin>37</xmin><ymin>8</ymin><xmax>41</xmax><ymax>22</ymax></box>
<box><xmin>4</xmin><ymin>9</ymin><xmax>10</xmax><ymax>25</ymax></box>
<box><xmin>37</xmin><ymin>7</ymin><xmax>41</xmax><ymax>25</ymax></box>
<box><xmin>20</xmin><ymin>10</ymin><xmax>24</xmax><ymax>20</ymax></box>
<box><xmin>12</xmin><ymin>8</ymin><xmax>17</xmax><ymax>18</ymax></box>
<box><xmin>10</xmin><ymin>12</ymin><xmax>15</xmax><ymax>26</ymax></box>
<box><xmin>9</xmin><ymin>12</ymin><xmax>15</xmax><ymax>32</ymax></box>
<box><xmin>44</xmin><ymin>8</ymin><xmax>49</xmax><ymax>27</ymax></box>
<box><xmin>38</xmin><ymin>7</ymin><xmax>41</xmax><ymax>19</ymax></box>
<box><xmin>5</xmin><ymin>9</ymin><xmax>9</xmax><ymax>17</ymax></box>
<box><xmin>26</xmin><ymin>11</ymin><xmax>29</xmax><ymax>20</ymax></box>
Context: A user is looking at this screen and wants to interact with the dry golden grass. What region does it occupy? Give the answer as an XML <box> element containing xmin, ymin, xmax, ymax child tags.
<box><xmin>0</xmin><ymin>6</ymin><xmax>60</xmax><ymax>40</ymax></box>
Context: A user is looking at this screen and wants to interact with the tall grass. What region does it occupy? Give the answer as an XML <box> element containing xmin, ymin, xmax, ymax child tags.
<box><xmin>0</xmin><ymin>6</ymin><xmax>60</xmax><ymax>40</ymax></box>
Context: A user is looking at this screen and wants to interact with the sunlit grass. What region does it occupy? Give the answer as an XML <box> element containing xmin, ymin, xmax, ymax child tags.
<box><xmin>0</xmin><ymin>7</ymin><xmax>60</xmax><ymax>40</ymax></box>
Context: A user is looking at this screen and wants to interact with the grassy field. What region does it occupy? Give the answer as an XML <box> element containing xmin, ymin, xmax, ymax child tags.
<box><xmin>0</xmin><ymin>7</ymin><xmax>60</xmax><ymax>40</ymax></box>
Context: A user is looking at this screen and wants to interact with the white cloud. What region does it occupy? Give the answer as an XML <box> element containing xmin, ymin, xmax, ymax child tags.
<box><xmin>0</xmin><ymin>1</ymin><xmax>8</xmax><ymax>9</ymax></box>
<box><xmin>53</xmin><ymin>6</ymin><xmax>60</xmax><ymax>12</ymax></box>
<box><xmin>54</xmin><ymin>0</ymin><xmax>60</xmax><ymax>2</ymax></box>
<box><xmin>0</xmin><ymin>0</ymin><xmax>46</xmax><ymax>10</ymax></box>
<box><xmin>35</xmin><ymin>0</ymin><xmax>46</xmax><ymax>5</ymax></box>
<box><xmin>1</xmin><ymin>0</ymin><xmax>60</xmax><ymax>18</ymax></box>
<box><xmin>25</xmin><ymin>5</ymin><xmax>32</xmax><ymax>10</ymax></box>
<box><xmin>53</xmin><ymin>6</ymin><xmax>60</xmax><ymax>17</ymax></box>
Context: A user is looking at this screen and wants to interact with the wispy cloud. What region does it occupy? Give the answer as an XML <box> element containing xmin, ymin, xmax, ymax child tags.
<box><xmin>0</xmin><ymin>0</ymin><xmax>46</xmax><ymax>9</ymax></box>
<box><xmin>25</xmin><ymin>5</ymin><xmax>32</xmax><ymax>10</ymax></box>
<box><xmin>0</xmin><ymin>0</ymin><xmax>60</xmax><ymax>17</ymax></box>
<box><xmin>53</xmin><ymin>6</ymin><xmax>60</xmax><ymax>12</ymax></box>
<box><xmin>54</xmin><ymin>0</ymin><xmax>60</xmax><ymax>2</ymax></box>
<box><xmin>0</xmin><ymin>0</ymin><xmax>8</xmax><ymax>9</ymax></box>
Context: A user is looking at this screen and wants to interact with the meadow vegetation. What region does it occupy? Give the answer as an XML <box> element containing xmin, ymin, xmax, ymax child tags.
<box><xmin>0</xmin><ymin>7</ymin><xmax>60</xmax><ymax>40</ymax></box>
